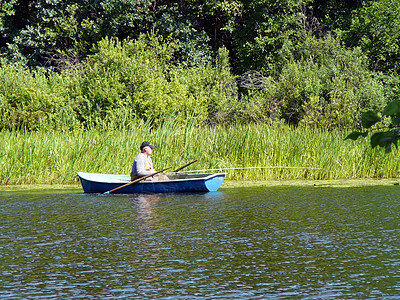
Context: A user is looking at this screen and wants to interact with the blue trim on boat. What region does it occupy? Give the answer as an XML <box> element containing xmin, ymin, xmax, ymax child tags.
<box><xmin>77</xmin><ymin>172</ymin><xmax>226</xmax><ymax>194</ymax></box>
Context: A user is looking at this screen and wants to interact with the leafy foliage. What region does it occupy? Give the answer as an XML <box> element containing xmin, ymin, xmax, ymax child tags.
<box><xmin>307</xmin><ymin>0</ymin><xmax>362</xmax><ymax>33</ymax></box>
<box><xmin>70</xmin><ymin>34</ymin><xmax>237</xmax><ymax>128</ymax></box>
<box><xmin>1</xmin><ymin>0</ymin><xmax>400</xmax><ymax>134</ymax></box>
<box><xmin>153</xmin><ymin>5</ymin><xmax>213</xmax><ymax>66</ymax></box>
<box><xmin>0</xmin><ymin>0</ymin><xmax>17</xmax><ymax>32</ymax></box>
<box><xmin>245</xmin><ymin>35</ymin><xmax>386</xmax><ymax>128</ymax></box>
<box><xmin>345</xmin><ymin>100</ymin><xmax>400</xmax><ymax>153</ymax></box>
<box><xmin>0</xmin><ymin>0</ymin><xmax>213</xmax><ymax>70</ymax></box>
<box><xmin>0</xmin><ymin>34</ymin><xmax>238</xmax><ymax>130</ymax></box>
<box><xmin>345</xmin><ymin>0</ymin><xmax>400</xmax><ymax>73</ymax></box>
<box><xmin>229</xmin><ymin>0</ymin><xmax>305</xmax><ymax>74</ymax></box>
<box><xmin>0</xmin><ymin>59</ymin><xmax>76</xmax><ymax>130</ymax></box>
<box><xmin>2</xmin><ymin>0</ymin><xmax>400</xmax><ymax>83</ymax></box>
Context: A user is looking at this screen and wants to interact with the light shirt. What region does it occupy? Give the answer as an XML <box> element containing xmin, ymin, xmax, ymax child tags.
<box><xmin>130</xmin><ymin>152</ymin><xmax>154</xmax><ymax>178</ymax></box>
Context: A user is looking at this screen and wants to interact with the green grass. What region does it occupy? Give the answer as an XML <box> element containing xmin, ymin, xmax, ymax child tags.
<box><xmin>1</xmin><ymin>122</ymin><xmax>399</xmax><ymax>185</ymax></box>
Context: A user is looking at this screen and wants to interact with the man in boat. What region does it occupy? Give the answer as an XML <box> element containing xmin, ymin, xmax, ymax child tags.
<box><xmin>130</xmin><ymin>141</ymin><xmax>169</xmax><ymax>181</ymax></box>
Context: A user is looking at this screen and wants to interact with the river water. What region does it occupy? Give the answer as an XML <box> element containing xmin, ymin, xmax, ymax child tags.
<box><xmin>1</xmin><ymin>184</ymin><xmax>400</xmax><ymax>299</ymax></box>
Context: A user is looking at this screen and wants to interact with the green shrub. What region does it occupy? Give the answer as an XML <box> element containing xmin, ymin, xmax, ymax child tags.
<box><xmin>0</xmin><ymin>61</ymin><xmax>75</xmax><ymax>130</ymax></box>
<box><xmin>259</xmin><ymin>35</ymin><xmax>386</xmax><ymax>129</ymax></box>
<box><xmin>0</xmin><ymin>34</ymin><xmax>239</xmax><ymax>130</ymax></box>
<box><xmin>64</xmin><ymin>34</ymin><xmax>238</xmax><ymax>128</ymax></box>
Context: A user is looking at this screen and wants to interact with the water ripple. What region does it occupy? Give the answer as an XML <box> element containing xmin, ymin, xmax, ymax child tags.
<box><xmin>0</xmin><ymin>186</ymin><xmax>400</xmax><ymax>298</ymax></box>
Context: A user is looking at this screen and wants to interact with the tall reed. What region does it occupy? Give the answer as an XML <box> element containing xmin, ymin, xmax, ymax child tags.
<box><xmin>1</xmin><ymin>121</ymin><xmax>399</xmax><ymax>185</ymax></box>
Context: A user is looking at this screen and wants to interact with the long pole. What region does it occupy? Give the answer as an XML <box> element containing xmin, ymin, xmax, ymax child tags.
<box><xmin>178</xmin><ymin>166</ymin><xmax>323</xmax><ymax>173</ymax></box>
<box><xmin>104</xmin><ymin>166</ymin><xmax>172</xmax><ymax>194</ymax></box>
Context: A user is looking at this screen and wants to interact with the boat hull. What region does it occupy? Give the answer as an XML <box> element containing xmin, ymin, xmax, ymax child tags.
<box><xmin>77</xmin><ymin>172</ymin><xmax>226</xmax><ymax>194</ymax></box>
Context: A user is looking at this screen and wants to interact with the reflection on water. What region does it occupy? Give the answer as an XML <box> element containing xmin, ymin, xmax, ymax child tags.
<box><xmin>131</xmin><ymin>193</ymin><xmax>161</xmax><ymax>228</ymax></box>
<box><xmin>0</xmin><ymin>186</ymin><xmax>400</xmax><ymax>299</ymax></box>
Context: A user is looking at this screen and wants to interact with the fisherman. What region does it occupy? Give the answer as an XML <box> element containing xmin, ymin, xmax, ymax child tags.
<box><xmin>130</xmin><ymin>141</ymin><xmax>168</xmax><ymax>181</ymax></box>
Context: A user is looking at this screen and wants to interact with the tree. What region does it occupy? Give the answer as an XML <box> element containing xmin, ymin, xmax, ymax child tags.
<box><xmin>229</xmin><ymin>0</ymin><xmax>306</xmax><ymax>75</ymax></box>
<box><xmin>306</xmin><ymin>0</ymin><xmax>362</xmax><ymax>33</ymax></box>
<box><xmin>345</xmin><ymin>0</ymin><xmax>400</xmax><ymax>73</ymax></box>
<box><xmin>152</xmin><ymin>3</ymin><xmax>213</xmax><ymax>66</ymax></box>
<box><xmin>1</xmin><ymin>0</ymin><xmax>102</xmax><ymax>69</ymax></box>
<box><xmin>0</xmin><ymin>0</ymin><xmax>215</xmax><ymax>70</ymax></box>
<box><xmin>0</xmin><ymin>0</ymin><xmax>17</xmax><ymax>32</ymax></box>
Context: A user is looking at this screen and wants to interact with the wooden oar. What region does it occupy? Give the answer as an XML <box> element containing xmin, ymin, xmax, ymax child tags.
<box><xmin>171</xmin><ymin>159</ymin><xmax>198</xmax><ymax>173</ymax></box>
<box><xmin>104</xmin><ymin>166</ymin><xmax>172</xmax><ymax>194</ymax></box>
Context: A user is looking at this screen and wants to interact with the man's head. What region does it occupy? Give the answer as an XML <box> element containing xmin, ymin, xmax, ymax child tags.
<box><xmin>140</xmin><ymin>141</ymin><xmax>155</xmax><ymax>153</ymax></box>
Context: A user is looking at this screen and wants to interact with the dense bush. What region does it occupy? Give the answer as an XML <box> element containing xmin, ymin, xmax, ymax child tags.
<box><xmin>240</xmin><ymin>35</ymin><xmax>386</xmax><ymax>129</ymax></box>
<box><xmin>0</xmin><ymin>34</ymin><xmax>238</xmax><ymax>130</ymax></box>
<box><xmin>0</xmin><ymin>61</ymin><xmax>76</xmax><ymax>130</ymax></box>
<box><xmin>67</xmin><ymin>35</ymin><xmax>238</xmax><ymax>128</ymax></box>
<box><xmin>0</xmin><ymin>33</ymin><xmax>394</xmax><ymax>131</ymax></box>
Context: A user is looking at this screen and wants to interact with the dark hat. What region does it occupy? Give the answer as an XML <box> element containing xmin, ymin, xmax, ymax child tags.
<box><xmin>140</xmin><ymin>141</ymin><xmax>155</xmax><ymax>151</ymax></box>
